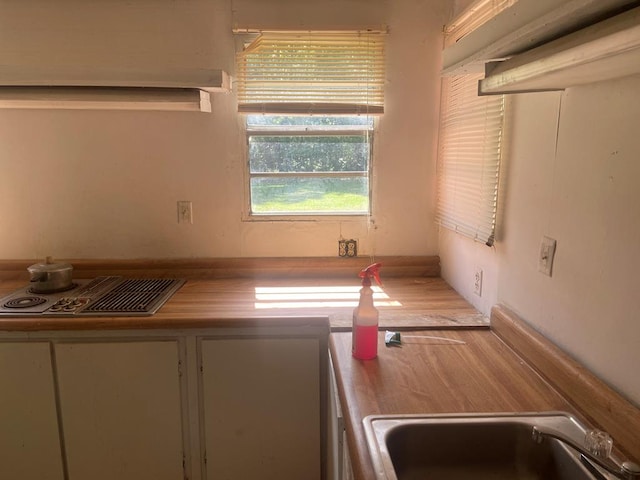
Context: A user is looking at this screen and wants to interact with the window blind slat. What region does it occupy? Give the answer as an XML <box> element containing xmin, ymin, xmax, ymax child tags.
<box><xmin>436</xmin><ymin>72</ymin><xmax>505</xmax><ymax>246</ymax></box>
<box><xmin>236</xmin><ymin>32</ymin><xmax>385</xmax><ymax>115</ymax></box>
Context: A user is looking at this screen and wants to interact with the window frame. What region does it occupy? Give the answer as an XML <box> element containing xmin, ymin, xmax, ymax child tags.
<box><xmin>242</xmin><ymin>116</ymin><xmax>375</xmax><ymax>221</ymax></box>
<box><xmin>235</xmin><ymin>30</ymin><xmax>384</xmax><ymax>221</ymax></box>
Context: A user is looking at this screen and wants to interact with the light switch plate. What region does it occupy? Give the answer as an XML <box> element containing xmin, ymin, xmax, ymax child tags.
<box><xmin>539</xmin><ymin>236</ymin><xmax>557</xmax><ymax>276</ymax></box>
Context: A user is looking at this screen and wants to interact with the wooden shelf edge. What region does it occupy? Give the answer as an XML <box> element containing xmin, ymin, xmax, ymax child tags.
<box><xmin>490</xmin><ymin>303</ymin><xmax>640</xmax><ymax>463</ymax></box>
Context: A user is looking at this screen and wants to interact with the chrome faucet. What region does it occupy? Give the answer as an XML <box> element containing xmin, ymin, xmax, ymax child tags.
<box><xmin>532</xmin><ymin>425</ymin><xmax>640</xmax><ymax>480</ymax></box>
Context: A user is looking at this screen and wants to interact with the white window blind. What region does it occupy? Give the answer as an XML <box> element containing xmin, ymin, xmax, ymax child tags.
<box><xmin>436</xmin><ymin>72</ymin><xmax>504</xmax><ymax>246</ymax></box>
<box><xmin>235</xmin><ymin>31</ymin><xmax>385</xmax><ymax>115</ymax></box>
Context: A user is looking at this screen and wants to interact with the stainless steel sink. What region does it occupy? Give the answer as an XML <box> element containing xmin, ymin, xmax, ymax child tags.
<box><xmin>364</xmin><ymin>412</ymin><xmax>609</xmax><ymax>480</ymax></box>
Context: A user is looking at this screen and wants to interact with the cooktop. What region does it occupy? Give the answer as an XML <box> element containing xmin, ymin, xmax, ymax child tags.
<box><xmin>0</xmin><ymin>276</ymin><xmax>185</xmax><ymax>317</ymax></box>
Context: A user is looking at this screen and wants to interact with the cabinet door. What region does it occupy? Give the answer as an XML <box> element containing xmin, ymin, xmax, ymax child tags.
<box><xmin>201</xmin><ymin>337</ymin><xmax>321</xmax><ymax>480</ymax></box>
<box><xmin>55</xmin><ymin>341</ymin><xmax>185</xmax><ymax>480</ymax></box>
<box><xmin>0</xmin><ymin>342</ymin><xmax>64</xmax><ymax>480</ymax></box>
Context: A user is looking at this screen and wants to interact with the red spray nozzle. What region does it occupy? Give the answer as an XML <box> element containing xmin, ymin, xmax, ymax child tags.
<box><xmin>358</xmin><ymin>262</ymin><xmax>382</xmax><ymax>286</ymax></box>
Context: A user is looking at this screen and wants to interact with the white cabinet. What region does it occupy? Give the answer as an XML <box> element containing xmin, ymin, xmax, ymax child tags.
<box><xmin>200</xmin><ymin>337</ymin><xmax>322</xmax><ymax>480</ymax></box>
<box><xmin>328</xmin><ymin>355</ymin><xmax>354</xmax><ymax>480</ymax></box>
<box><xmin>341</xmin><ymin>433</ymin><xmax>355</xmax><ymax>480</ymax></box>
<box><xmin>0</xmin><ymin>322</ymin><xmax>329</xmax><ymax>480</ymax></box>
<box><xmin>55</xmin><ymin>341</ymin><xmax>185</xmax><ymax>480</ymax></box>
<box><xmin>0</xmin><ymin>342</ymin><xmax>64</xmax><ymax>480</ymax></box>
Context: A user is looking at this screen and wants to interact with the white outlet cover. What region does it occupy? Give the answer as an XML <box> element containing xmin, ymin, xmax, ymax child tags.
<box><xmin>539</xmin><ymin>236</ymin><xmax>557</xmax><ymax>276</ymax></box>
<box><xmin>473</xmin><ymin>269</ymin><xmax>483</xmax><ymax>296</ymax></box>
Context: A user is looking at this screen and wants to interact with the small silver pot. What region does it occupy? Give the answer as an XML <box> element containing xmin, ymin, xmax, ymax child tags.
<box><xmin>27</xmin><ymin>257</ymin><xmax>74</xmax><ymax>293</ymax></box>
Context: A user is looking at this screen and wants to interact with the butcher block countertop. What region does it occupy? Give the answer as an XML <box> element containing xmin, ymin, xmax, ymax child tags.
<box><xmin>2</xmin><ymin>256</ymin><xmax>638</xmax><ymax>473</ymax></box>
<box><xmin>331</xmin><ymin>329</ymin><xmax>572</xmax><ymax>480</ymax></box>
<box><xmin>330</xmin><ymin>305</ymin><xmax>640</xmax><ymax>479</ymax></box>
<box><xmin>0</xmin><ymin>256</ymin><xmax>486</xmax><ymax>331</ymax></box>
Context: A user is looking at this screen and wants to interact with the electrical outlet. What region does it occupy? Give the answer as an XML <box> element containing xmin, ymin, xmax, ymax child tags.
<box><xmin>177</xmin><ymin>201</ymin><xmax>193</xmax><ymax>224</ymax></box>
<box><xmin>338</xmin><ymin>239</ymin><xmax>358</xmax><ymax>257</ymax></box>
<box><xmin>473</xmin><ymin>269</ymin><xmax>483</xmax><ymax>296</ymax></box>
<box><xmin>539</xmin><ymin>236</ymin><xmax>557</xmax><ymax>276</ymax></box>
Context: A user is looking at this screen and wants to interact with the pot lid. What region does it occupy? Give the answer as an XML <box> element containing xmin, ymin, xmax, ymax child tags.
<box><xmin>27</xmin><ymin>257</ymin><xmax>73</xmax><ymax>273</ymax></box>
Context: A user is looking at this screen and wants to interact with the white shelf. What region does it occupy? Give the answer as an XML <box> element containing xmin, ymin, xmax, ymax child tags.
<box><xmin>478</xmin><ymin>6</ymin><xmax>640</xmax><ymax>94</ymax></box>
<box><xmin>443</xmin><ymin>0</ymin><xmax>638</xmax><ymax>75</ymax></box>
<box><xmin>0</xmin><ymin>66</ymin><xmax>230</xmax><ymax>93</ymax></box>
<box><xmin>0</xmin><ymin>87</ymin><xmax>212</xmax><ymax>112</ymax></box>
<box><xmin>0</xmin><ymin>66</ymin><xmax>229</xmax><ymax>111</ymax></box>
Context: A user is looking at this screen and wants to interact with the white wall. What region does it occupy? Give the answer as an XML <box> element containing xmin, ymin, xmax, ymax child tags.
<box><xmin>0</xmin><ymin>0</ymin><xmax>450</xmax><ymax>259</ymax></box>
<box><xmin>2</xmin><ymin>0</ymin><xmax>636</xmax><ymax>411</ymax></box>
<box><xmin>440</xmin><ymin>75</ymin><xmax>640</xmax><ymax>406</ymax></box>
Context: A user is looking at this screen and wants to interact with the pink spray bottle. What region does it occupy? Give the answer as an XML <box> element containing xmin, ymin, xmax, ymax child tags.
<box><xmin>352</xmin><ymin>262</ymin><xmax>382</xmax><ymax>360</ymax></box>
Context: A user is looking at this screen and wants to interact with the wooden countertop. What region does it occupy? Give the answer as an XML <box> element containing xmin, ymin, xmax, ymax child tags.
<box><xmin>330</xmin><ymin>329</ymin><xmax>577</xmax><ymax>480</ymax></box>
<box><xmin>0</xmin><ymin>276</ymin><xmax>486</xmax><ymax>332</ymax></box>
<box><xmin>3</xmin><ymin>257</ymin><xmax>638</xmax><ymax>474</ymax></box>
<box><xmin>330</xmin><ymin>306</ymin><xmax>640</xmax><ymax>480</ymax></box>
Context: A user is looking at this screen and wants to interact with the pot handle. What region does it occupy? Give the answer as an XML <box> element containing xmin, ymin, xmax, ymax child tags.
<box><xmin>29</xmin><ymin>271</ymin><xmax>48</xmax><ymax>282</ymax></box>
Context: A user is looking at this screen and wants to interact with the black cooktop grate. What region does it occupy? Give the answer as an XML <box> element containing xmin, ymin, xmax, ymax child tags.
<box><xmin>84</xmin><ymin>278</ymin><xmax>183</xmax><ymax>313</ymax></box>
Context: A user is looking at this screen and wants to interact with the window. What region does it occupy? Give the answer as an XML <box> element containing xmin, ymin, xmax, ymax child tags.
<box><xmin>246</xmin><ymin>115</ymin><xmax>373</xmax><ymax>215</ymax></box>
<box><xmin>236</xmin><ymin>31</ymin><xmax>384</xmax><ymax>217</ymax></box>
<box><xmin>436</xmin><ymin>1</ymin><xmax>509</xmax><ymax>246</ymax></box>
<box><xmin>435</xmin><ymin>73</ymin><xmax>505</xmax><ymax>246</ymax></box>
